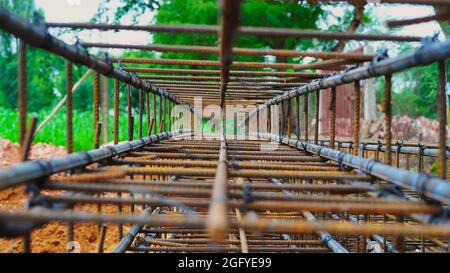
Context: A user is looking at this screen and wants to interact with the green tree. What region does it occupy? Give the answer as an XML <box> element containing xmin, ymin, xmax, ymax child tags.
<box><xmin>153</xmin><ymin>0</ymin><xmax>325</xmax><ymax>63</ymax></box>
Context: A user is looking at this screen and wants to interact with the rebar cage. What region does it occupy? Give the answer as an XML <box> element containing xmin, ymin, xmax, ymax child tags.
<box><xmin>0</xmin><ymin>0</ymin><xmax>449</xmax><ymax>253</ymax></box>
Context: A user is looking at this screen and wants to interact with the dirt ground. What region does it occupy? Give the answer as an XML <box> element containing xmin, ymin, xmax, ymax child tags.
<box><xmin>0</xmin><ymin>139</ymin><xmax>130</xmax><ymax>253</ymax></box>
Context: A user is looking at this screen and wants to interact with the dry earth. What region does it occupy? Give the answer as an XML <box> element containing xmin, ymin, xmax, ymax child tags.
<box><xmin>0</xmin><ymin>139</ymin><xmax>130</xmax><ymax>253</ymax></box>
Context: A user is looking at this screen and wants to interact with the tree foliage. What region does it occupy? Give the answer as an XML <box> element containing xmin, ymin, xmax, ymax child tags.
<box><xmin>0</xmin><ymin>0</ymin><xmax>68</xmax><ymax>110</ymax></box>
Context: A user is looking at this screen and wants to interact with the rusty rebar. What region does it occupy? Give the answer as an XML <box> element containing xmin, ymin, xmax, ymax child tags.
<box><xmin>329</xmin><ymin>87</ymin><xmax>336</xmax><ymax>150</ymax></box>
<box><xmin>146</xmin><ymin>92</ymin><xmax>150</xmax><ymax>136</ymax></box>
<box><xmin>139</xmin><ymin>90</ymin><xmax>143</xmax><ymax>138</ymax></box>
<box><xmin>21</xmin><ymin>115</ymin><xmax>38</xmax><ymax>162</ymax></box>
<box><xmin>18</xmin><ymin>39</ymin><xmax>27</xmax><ymax>146</ymax></box>
<box><xmin>384</xmin><ymin>74</ymin><xmax>392</xmax><ymax>164</ymax></box>
<box><xmin>437</xmin><ymin>61</ymin><xmax>448</xmax><ymax>179</ymax></box>
<box><xmin>113</xmin><ymin>79</ymin><xmax>119</xmax><ymax>144</ymax></box>
<box><xmin>314</xmin><ymin>90</ymin><xmax>320</xmax><ymax>145</ymax></box>
<box><xmin>2</xmin><ymin>209</ymin><xmax>450</xmax><ymax>238</ymax></box>
<box><xmin>128</xmin><ymin>85</ymin><xmax>133</xmax><ymax>141</ymax></box>
<box><xmin>66</xmin><ymin>61</ymin><xmax>73</xmax><ymax>153</ymax></box>
<box><xmin>153</xmin><ymin>94</ymin><xmax>157</xmax><ymax>134</ymax></box>
<box><xmin>353</xmin><ymin>80</ymin><xmax>361</xmax><ymax>156</ymax></box>
<box><xmin>0</xmin><ymin>8</ymin><xmax>190</xmax><ymax>109</ymax></box>
<box><xmin>304</xmin><ymin>93</ymin><xmax>309</xmax><ymax>141</ymax></box>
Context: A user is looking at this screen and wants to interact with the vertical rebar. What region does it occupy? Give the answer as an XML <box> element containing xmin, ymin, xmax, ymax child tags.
<box><xmin>207</xmin><ymin>137</ymin><xmax>229</xmax><ymax>242</ymax></box>
<box><xmin>93</xmin><ymin>72</ymin><xmax>100</xmax><ymax>146</ymax></box>
<box><xmin>394</xmin><ymin>215</ymin><xmax>405</xmax><ymax>253</ymax></box>
<box><xmin>153</xmin><ymin>94</ymin><xmax>157</xmax><ymax>134</ymax></box>
<box><xmin>437</xmin><ymin>61</ymin><xmax>448</xmax><ymax>179</ymax></box>
<box><xmin>353</xmin><ymin>81</ymin><xmax>361</xmax><ymax>156</ymax></box>
<box><xmin>236</xmin><ymin>111</ymin><xmax>242</xmax><ymax>140</ymax></box>
<box><xmin>296</xmin><ymin>95</ymin><xmax>301</xmax><ymax>140</ymax></box>
<box><xmin>67</xmin><ymin>223</ymin><xmax>74</xmax><ymax>253</ymax></box>
<box><xmin>287</xmin><ymin>99</ymin><xmax>292</xmax><ymax>138</ymax></box>
<box><xmin>314</xmin><ymin>90</ymin><xmax>320</xmax><ymax>145</ymax></box>
<box><xmin>101</xmin><ymin>75</ymin><xmax>109</xmax><ymax>144</ymax></box>
<box><xmin>118</xmin><ymin>192</ymin><xmax>123</xmax><ymax>240</ymax></box>
<box><xmin>113</xmin><ymin>79</ymin><xmax>119</xmax><ymax>144</ymax></box>
<box><xmin>146</xmin><ymin>92</ymin><xmax>151</xmax><ymax>136</ymax></box>
<box><xmin>329</xmin><ymin>87</ymin><xmax>336</xmax><ymax>150</ymax></box>
<box><xmin>278</xmin><ymin>103</ymin><xmax>283</xmax><ymax>142</ymax></box>
<box><xmin>163</xmin><ymin>97</ymin><xmax>167</xmax><ymax>132</ymax></box>
<box><xmin>21</xmin><ymin>115</ymin><xmax>38</xmax><ymax>162</ymax></box>
<box><xmin>168</xmin><ymin>100</ymin><xmax>172</xmax><ymax>131</ymax></box>
<box><xmin>128</xmin><ymin>85</ymin><xmax>133</xmax><ymax>141</ymax></box>
<box><xmin>191</xmin><ymin>111</ymin><xmax>195</xmax><ymax>138</ymax></box>
<box><xmin>18</xmin><ymin>40</ymin><xmax>27</xmax><ymax>146</ymax></box>
<box><xmin>66</xmin><ymin>61</ymin><xmax>73</xmax><ymax>153</ymax></box>
<box><xmin>97</xmin><ymin>224</ymin><xmax>107</xmax><ymax>253</ymax></box>
<box><xmin>22</xmin><ymin>233</ymin><xmax>31</xmax><ymax>253</ymax></box>
<box><xmin>383</xmin><ymin>74</ymin><xmax>392</xmax><ymax>165</ymax></box>
<box><xmin>304</xmin><ymin>94</ymin><xmax>309</xmax><ymax>141</ymax></box>
<box><xmin>139</xmin><ymin>90</ymin><xmax>143</xmax><ymax>138</ymax></box>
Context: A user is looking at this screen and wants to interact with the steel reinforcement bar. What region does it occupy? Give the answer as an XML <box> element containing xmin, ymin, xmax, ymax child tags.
<box><xmin>44</xmin><ymin>22</ymin><xmax>423</xmax><ymax>42</ymax></box>
<box><xmin>81</xmin><ymin>42</ymin><xmax>374</xmax><ymax>62</ymax></box>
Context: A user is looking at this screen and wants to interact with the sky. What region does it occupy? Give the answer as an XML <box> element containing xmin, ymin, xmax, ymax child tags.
<box><xmin>34</xmin><ymin>0</ymin><xmax>444</xmax><ymax>56</ymax></box>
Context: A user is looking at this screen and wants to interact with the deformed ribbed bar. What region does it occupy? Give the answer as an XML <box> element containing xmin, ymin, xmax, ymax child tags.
<box><xmin>2</xmin><ymin>208</ymin><xmax>450</xmax><ymax>238</ymax></box>
<box><xmin>111</xmin><ymin>57</ymin><xmax>355</xmax><ymax>69</ymax></box>
<box><xmin>127</xmin><ymin>67</ymin><xmax>325</xmax><ymax>78</ymax></box>
<box><xmin>218</xmin><ymin>0</ymin><xmax>242</xmax><ymax>107</ymax></box>
<box><xmin>18</xmin><ymin>39</ymin><xmax>27</xmax><ymax>146</ymax></box>
<box><xmin>112</xmin><ymin>208</ymin><xmax>153</xmax><ymax>253</ymax></box>
<box><xmin>0</xmin><ymin>7</ymin><xmax>192</xmax><ymax>111</ymax></box>
<box><xmin>319</xmin><ymin>140</ymin><xmax>450</xmax><ymax>158</ymax></box>
<box><xmin>437</xmin><ymin>61</ymin><xmax>448</xmax><ymax>179</ymax></box>
<box><xmin>271</xmin><ymin>178</ymin><xmax>348</xmax><ymax>253</ymax></box>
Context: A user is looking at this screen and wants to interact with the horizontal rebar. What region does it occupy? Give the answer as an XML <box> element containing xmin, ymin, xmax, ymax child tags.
<box><xmin>127</xmin><ymin>67</ymin><xmax>325</xmax><ymax>78</ymax></box>
<box><xmin>2</xmin><ymin>208</ymin><xmax>450</xmax><ymax>237</ymax></box>
<box><xmin>45</xmin><ymin>22</ymin><xmax>422</xmax><ymax>41</ymax></box>
<box><xmin>81</xmin><ymin>42</ymin><xmax>374</xmax><ymax>61</ymax></box>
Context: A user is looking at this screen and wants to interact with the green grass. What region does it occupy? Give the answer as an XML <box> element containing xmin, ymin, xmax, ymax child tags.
<box><xmin>0</xmin><ymin>107</ymin><xmax>171</xmax><ymax>152</ymax></box>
